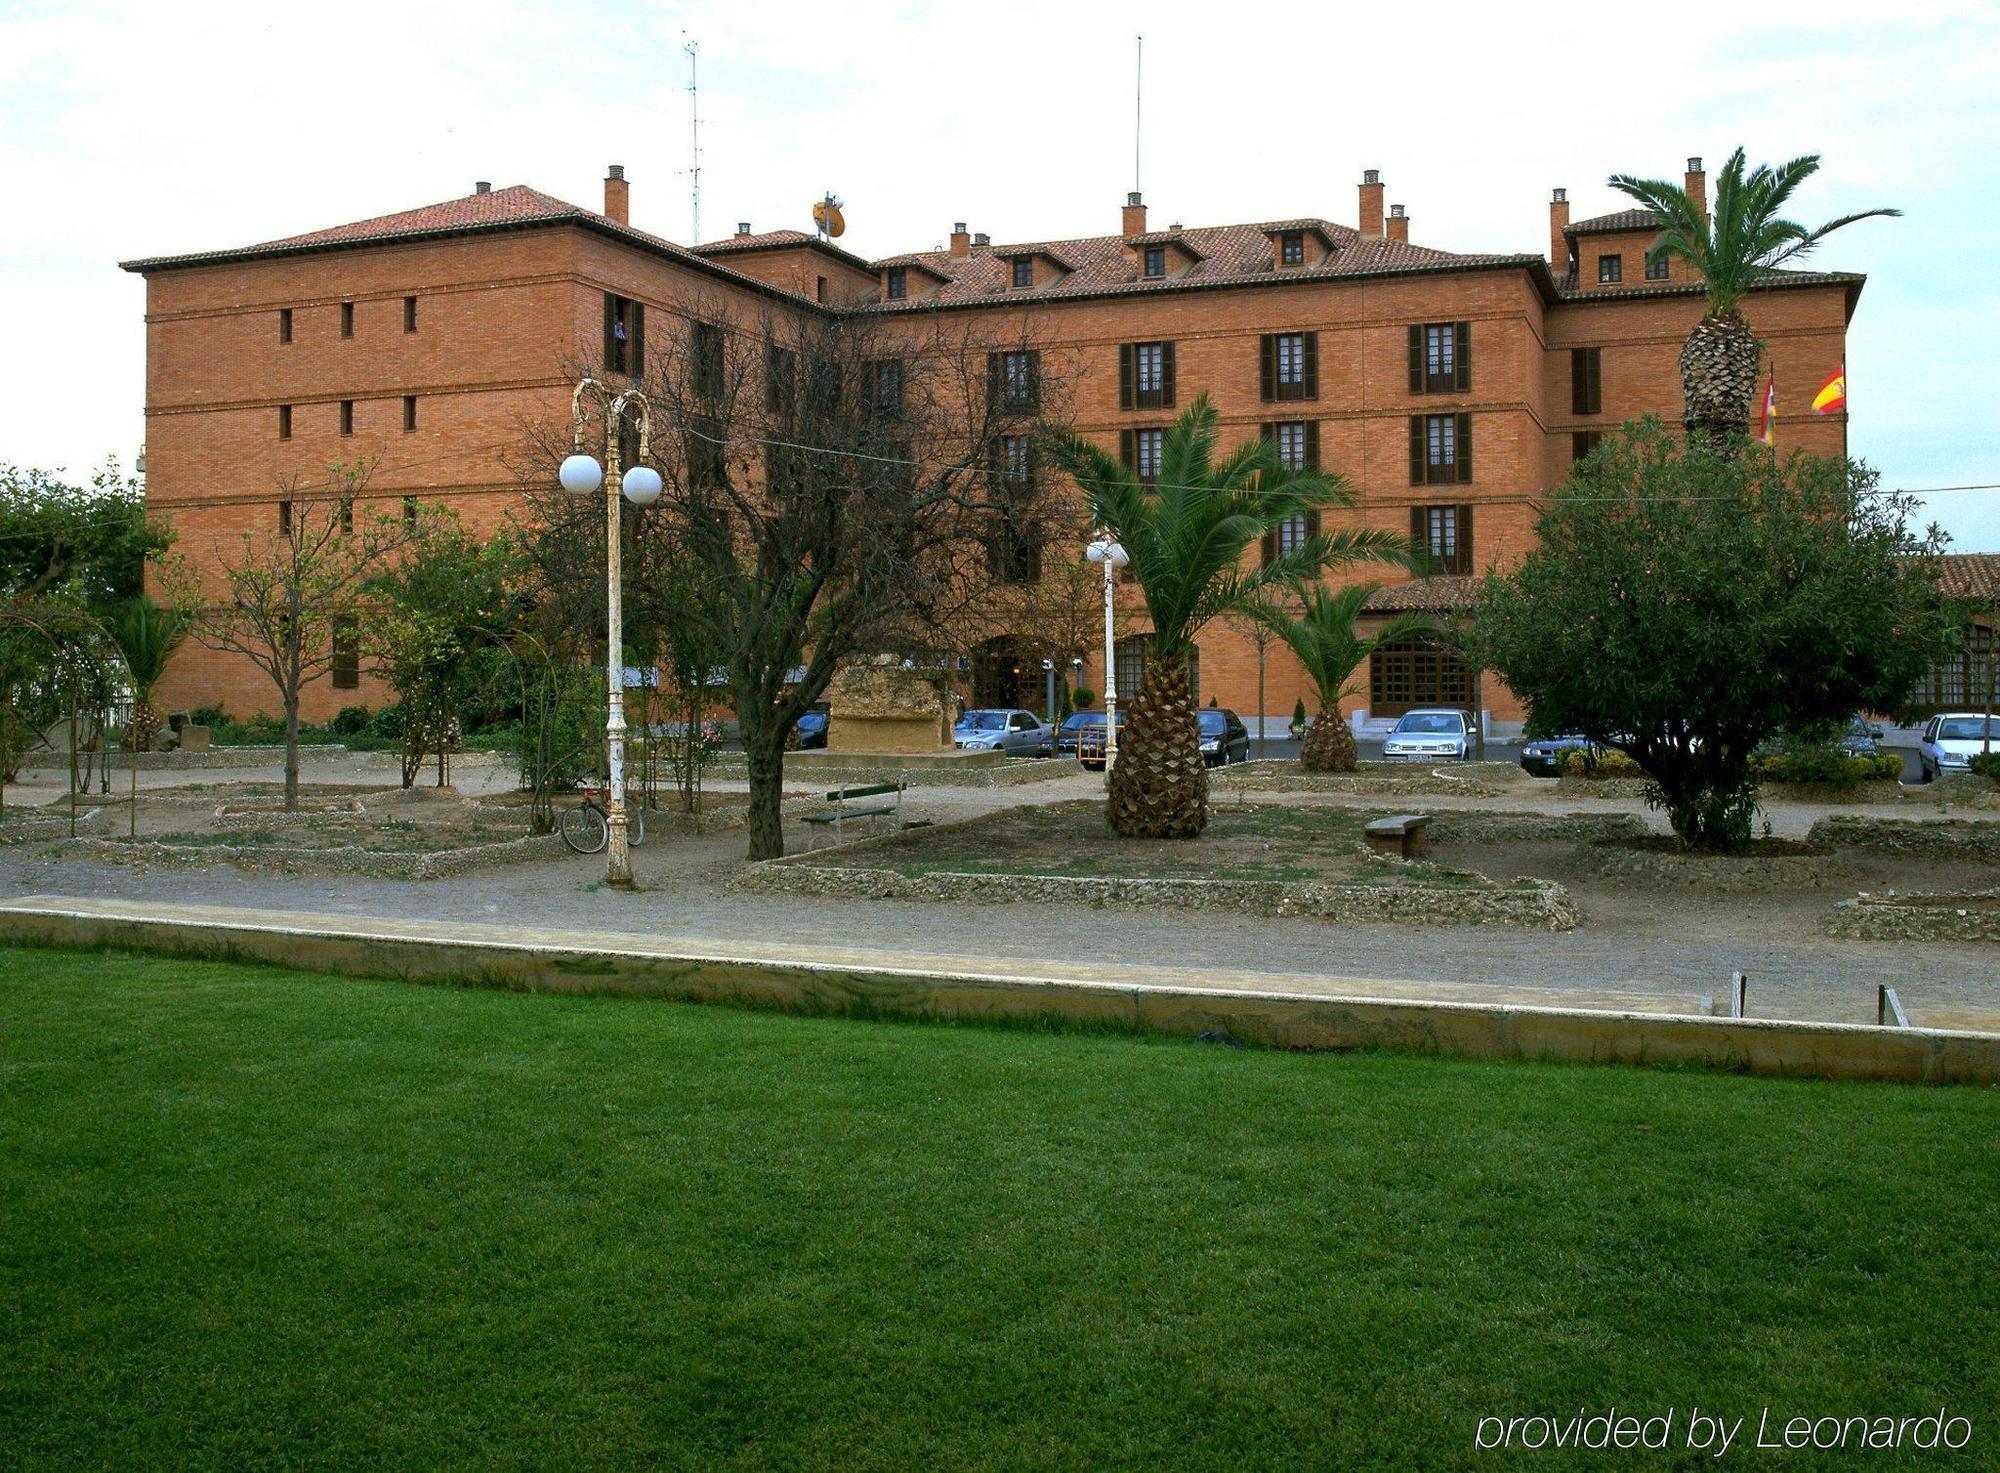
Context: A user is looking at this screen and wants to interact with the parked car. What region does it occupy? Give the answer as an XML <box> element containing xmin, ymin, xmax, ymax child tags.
<box><xmin>1197</xmin><ymin>708</ymin><xmax>1251</xmax><ymax>766</ymax></box>
<box><xmin>1381</xmin><ymin>708</ymin><xmax>1474</xmax><ymax>762</ymax></box>
<box><xmin>953</xmin><ymin>707</ymin><xmax>1053</xmax><ymax>756</ymax></box>
<box><xmin>1754</xmin><ymin>715</ymin><xmax>1885</xmax><ymax>761</ymax></box>
<box><xmin>1917</xmin><ymin>712</ymin><xmax>2000</xmax><ymax>782</ymax></box>
<box><xmin>794</xmin><ymin>703</ymin><xmax>830</xmax><ymax>750</ymax></box>
<box><xmin>1520</xmin><ymin>733</ymin><xmax>1600</xmax><ymax>777</ymax></box>
<box><xmin>1057</xmin><ymin>710</ymin><xmax>1120</xmax><ymax>760</ymax></box>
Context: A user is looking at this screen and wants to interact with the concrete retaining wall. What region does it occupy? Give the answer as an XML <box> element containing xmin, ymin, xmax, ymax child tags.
<box><xmin>1</xmin><ymin>897</ymin><xmax>1993</xmax><ymax>1084</ymax></box>
<box><xmin>1826</xmin><ymin>891</ymin><xmax>2000</xmax><ymax>943</ymax></box>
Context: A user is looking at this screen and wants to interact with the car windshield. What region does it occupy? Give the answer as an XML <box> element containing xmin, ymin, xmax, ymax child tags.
<box><xmin>1394</xmin><ymin>713</ymin><xmax>1462</xmax><ymax>735</ymax></box>
<box><xmin>1197</xmin><ymin>711</ymin><xmax>1228</xmax><ymax>733</ymax></box>
<box><xmin>1062</xmin><ymin>714</ymin><xmax>1103</xmax><ymax>731</ymax></box>
<box><xmin>1938</xmin><ymin>716</ymin><xmax>2000</xmax><ymax>741</ymax></box>
<box><xmin>960</xmin><ymin>712</ymin><xmax>1007</xmax><ymax>730</ymax></box>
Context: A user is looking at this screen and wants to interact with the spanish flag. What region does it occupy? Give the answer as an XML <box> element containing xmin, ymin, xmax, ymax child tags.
<box><xmin>1812</xmin><ymin>364</ymin><xmax>1847</xmax><ymax>415</ymax></box>
<box><xmin>1757</xmin><ymin>374</ymin><xmax>1777</xmax><ymax>446</ymax></box>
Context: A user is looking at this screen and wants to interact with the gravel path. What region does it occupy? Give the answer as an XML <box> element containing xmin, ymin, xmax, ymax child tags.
<box><xmin>6</xmin><ymin>758</ymin><xmax>1999</xmax><ymax>1028</ymax></box>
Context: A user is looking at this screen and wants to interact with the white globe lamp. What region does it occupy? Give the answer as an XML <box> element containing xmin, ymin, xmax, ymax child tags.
<box><xmin>621</xmin><ymin>465</ymin><xmax>663</xmax><ymax>506</ymax></box>
<box><xmin>559</xmin><ymin>453</ymin><xmax>604</xmax><ymax>494</ymax></box>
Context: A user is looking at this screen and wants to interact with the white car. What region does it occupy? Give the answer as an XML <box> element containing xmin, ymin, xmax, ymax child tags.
<box><xmin>1381</xmin><ymin>708</ymin><xmax>1474</xmax><ymax>762</ymax></box>
<box><xmin>1918</xmin><ymin>712</ymin><xmax>2000</xmax><ymax>782</ymax></box>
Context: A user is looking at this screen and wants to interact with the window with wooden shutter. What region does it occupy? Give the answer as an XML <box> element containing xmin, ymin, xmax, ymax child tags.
<box><xmin>766</xmin><ymin>345</ymin><xmax>796</xmax><ymax>412</ymax></box>
<box><xmin>1118</xmin><ymin>344</ymin><xmax>1134</xmax><ymax>410</ymax></box>
<box><xmin>1408</xmin><ymin>416</ymin><xmax>1426</xmax><ymax>485</ymax></box>
<box><xmin>988</xmin><ymin>352</ymin><xmax>1003</xmax><ymax>412</ymax></box>
<box><xmin>1301</xmin><ymin>332</ymin><xmax>1319</xmax><ymax>399</ymax></box>
<box><xmin>1273</xmin><ymin>332</ymin><xmax>1311</xmax><ymax>401</ymax></box>
<box><xmin>1120</xmin><ymin>429</ymin><xmax>1135</xmax><ymax>469</ymax></box>
<box><xmin>1408</xmin><ymin>325</ymin><xmax>1424</xmax><ymax>394</ymax></box>
<box><xmin>1259</xmin><ymin>335</ymin><xmax>1276</xmax><ymax>401</ymax></box>
<box><xmin>692</xmin><ymin>320</ymin><xmax>721</xmax><ymax>398</ymax></box>
<box><xmin>627</xmin><ymin>302</ymin><xmax>645</xmax><ymax>378</ymax></box>
<box><xmin>1455</xmin><ymin>412</ymin><xmax>1472</xmax><ymax>483</ymax></box>
<box><xmin>1571</xmin><ymin>429</ymin><xmax>1603</xmax><ymax>463</ymax></box>
<box><xmin>1132</xmin><ymin>342</ymin><xmax>1171</xmax><ymax>409</ymax></box>
<box><xmin>1571</xmin><ymin>347</ymin><xmax>1602</xmax><ymax>415</ymax></box>
<box><xmin>1160</xmin><ymin>341</ymin><xmax>1176</xmax><ymax>408</ymax></box>
<box><xmin>332</xmin><ymin>617</ymin><xmax>360</xmax><ymax>690</ymax></box>
<box><xmin>1454</xmin><ymin>321</ymin><xmax>1471</xmax><ymax>391</ymax></box>
<box><xmin>1410</xmin><ymin>506</ymin><xmax>1473</xmax><ymax>576</ymax></box>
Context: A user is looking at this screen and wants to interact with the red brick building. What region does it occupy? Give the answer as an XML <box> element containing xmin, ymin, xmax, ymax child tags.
<box><xmin>122</xmin><ymin>158</ymin><xmax>1862</xmax><ymax>732</ymax></box>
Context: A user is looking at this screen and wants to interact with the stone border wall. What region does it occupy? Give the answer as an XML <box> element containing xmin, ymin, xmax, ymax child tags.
<box><xmin>53</xmin><ymin>831</ymin><xmax>567</xmax><ymax>881</ymax></box>
<box><xmin>1825</xmin><ymin>891</ymin><xmax>2000</xmax><ymax>942</ymax></box>
<box><xmin>735</xmin><ymin>859</ymin><xmax>1578</xmax><ymax>931</ymax></box>
<box><xmin>1214</xmin><ymin>760</ymin><xmax>1507</xmax><ymax>798</ymax></box>
<box><xmin>1809</xmin><ymin>816</ymin><xmax>2000</xmax><ymax>862</ymax></box>
<box><xmin>1428</xmin><ymin>812</ymin><xmax>1646</xmax><ymax>844</ymax></box>
<box><xmin>1572</xmin><ymin>839</ymin><xmax>1840</xmax><ymax>892</ymax></box>
<box><xmin>704</xmin><ymin>755</ymin><xmax>1075</xmax><ymax>789</ymax></box>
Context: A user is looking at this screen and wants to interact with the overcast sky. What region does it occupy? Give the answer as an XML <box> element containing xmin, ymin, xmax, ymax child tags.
<box><xmin>3</xmin><ymin>0</ymin><xmax>1995</xmax><ymax>543</ymax></box>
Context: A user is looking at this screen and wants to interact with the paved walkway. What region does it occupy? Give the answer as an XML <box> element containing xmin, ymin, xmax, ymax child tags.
<box><xmin>5</xmin><ymin>757</ymin><xmax>1999</xmax><ymax>1028</ymax></box>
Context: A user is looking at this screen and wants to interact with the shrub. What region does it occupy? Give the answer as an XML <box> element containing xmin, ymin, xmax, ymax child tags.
<box><xmin>1968</xmin><ymin>752</ymin><xmax>2000</xmax><ymax>782</ymax></box>
<box><xmin>1750</xmin><ymin>747</ymin><xmax>1901</xmax><ymax>789</ymax></box>
<box><xmin>368</xmin><ymin>704</ymin><xmax>407</xmax><ymax>739</ymax></box>
<box><xmin>328</xmin><ymin>705</ymin><xmax>372</xmax><ymax>736</ymax></box>
<box><xmin>1558</xmin><ymin>747</ymin><xmax>1642</xmax><ymax>779</ymax></box>
<box><xmin>188</xmin><ymin>705</ymin><xmax>226</xmax><ymax>728</ymax></box>
<box><xmin>1291</xmin><ymin>697</ymin><xmax>1308</xmax><ymax>732</ymax></box>
<box><xmin>1071</xmin><ymin>687</ymin><xmax>1095</xmax><ymax>710</ymax></box>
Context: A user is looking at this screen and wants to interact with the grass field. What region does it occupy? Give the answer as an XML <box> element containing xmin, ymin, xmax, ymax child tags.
<box><xmin>3</xmin><ymin>946</ymin><xmax>1996</xmax><ymax>1469</ymax></box>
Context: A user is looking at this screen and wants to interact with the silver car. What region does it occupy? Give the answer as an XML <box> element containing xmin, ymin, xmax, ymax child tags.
<box><xmin>1381</xmin><ymin>708</ymin><xmax>1474</xmax><ymax>762</ymax></box>
<box><xmin>953</xmin><ymin>707</ymin><xmax>1053</xmax><ymax>756</ymax></box>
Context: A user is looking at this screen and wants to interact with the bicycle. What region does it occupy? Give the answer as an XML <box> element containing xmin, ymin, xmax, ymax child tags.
<box><xmin>557</xmin><ymin>785</ymin><xmax>647</xmax><ymax>855</ymax></box>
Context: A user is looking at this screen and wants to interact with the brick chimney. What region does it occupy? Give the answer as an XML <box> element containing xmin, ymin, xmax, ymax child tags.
<box><xmin>1685</xmin><ymin>156</ymin><xmax>1707</xmax><ymax>220</ymax></box>
<box><xmin>1122</xmin><ymin>191</ymin><xmax>1147</xmax><ymax>238</ymax></box>
<box><xmin>1549</xmin><ymin>187</ymin><xmax>1571</xmax><ymax>272</ymax></box>
<box><xmin>474</xmin><ymin>180</ymin><xmax>491</xmax><ymax>195</ymax></box>
<box><xmin>1387</xmin><ymin>204</ymin><xmax>1409</xmax><ymax>244</ymax></box>
<box><xmin>949</xmin><ymin>221</ymin><xmax>971</xmax><ymax>258</ymax></box>
<box><xmin>603</xmin><ymin>165</ymin><xmax>629</xmax><ymax>225</ymax></box>
<box><xmin>1358</xmin><ymin>169</ymin><xmax>1385</xmax><ymax>238</ymax></box>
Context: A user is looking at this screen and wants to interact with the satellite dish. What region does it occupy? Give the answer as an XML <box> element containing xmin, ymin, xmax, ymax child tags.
<box><xmin>812</xmin><ymin>193</ymin><xmax>846</xmax><ymax>239</ymax></box>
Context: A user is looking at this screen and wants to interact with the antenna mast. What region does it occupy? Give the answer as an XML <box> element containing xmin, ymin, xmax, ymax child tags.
<box><xmin>683</xmin><ymin>36</ymin><xmax>702</xmax><ymax>244</ymax></box>
<box><xmin>1134</xmin><ymin>34</ymin><xmax>1143</xmax><ymax>195</ymax></box>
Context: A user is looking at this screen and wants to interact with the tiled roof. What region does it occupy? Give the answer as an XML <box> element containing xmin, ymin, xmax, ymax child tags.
<box><xmin>1362</xmin><ymin>576</ymin><xmax>1479</xmax><ymax>614</ymax></box>
<box><xmin>1554</xmin><ymin>265</ymin><xmax>1865</xmax><ymax>304</ymax></box>
<box><xmin>118</xmin><ymin>186</ymin><xmax>815</xmax><ymax>304</ymax></box>
<box><xmin>862</xmin><ymin>218</ymin><xmax>1543</xmax><ymax>312</ymax></box>
<box><xmin>692</xmin><ymin>229</ymin><xmax>874</xmax><ymax>270</ymax></box>
<box><xmin>1934</xmin><ymin>553</ymin><xmax>2000</xmax><ymax>601</ymax></box>
<box><xmin>1566</xmin><ymin>208</ymin><xmax>1662</xmax><ymax>236</ymax></box>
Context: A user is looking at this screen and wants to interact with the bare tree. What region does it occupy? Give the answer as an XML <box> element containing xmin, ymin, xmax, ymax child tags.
<box><xmin>516</xmin><ymin>297</ymin><xmax>1068</xmax><ymax>859</ymax></box>
<box><xmin>164</xmin><ymin>461</ymin><xmax>422</xmax><ymax>810</ymax></box>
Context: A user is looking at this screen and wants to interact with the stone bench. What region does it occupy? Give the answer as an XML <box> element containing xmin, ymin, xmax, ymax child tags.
<box><xmin>1364</xmin><ymin>813</ymin><xmax>1432</xmax><ymax>860</ymax></box>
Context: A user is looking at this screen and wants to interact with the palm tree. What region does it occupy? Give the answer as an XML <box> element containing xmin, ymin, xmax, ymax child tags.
<box><xmin>1259</xmin><ymin>584</ymin><xmax>1435</xmax><ymax>772</ymax></box>
<box><xmin>107</xmin><ymin>596</ymin><xmax>188</xmax><ymax>753</ymax></box>
<box><xmin>1608</xmin><ymin>148</ymin><xmax>1896</xmax><ymax>443</ymax></box>
<box><xmin>1040</xmin><ymin>395</ymin><xmax>1410</xmax><ymax>838</ymax></box>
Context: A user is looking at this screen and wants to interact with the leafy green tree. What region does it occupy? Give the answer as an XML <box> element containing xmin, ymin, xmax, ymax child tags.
<box><xmin>1259</xmin><ymin>585</ymin><xmax>1434</xmax><ymax>772</ymax></box>
<box><xmin>1040</xmin><ymin>395</ymin><xmax>1410</xmax><ymax>837</ymax></box>
<box><xmin>1607</xmin><ymin>149</ymin><xmax>1896</xmax><ymax>443</ymax></box>
<box><xmin>1473</xmin><ymin>422</ymin><xmax>1962</xmax><ymax>851</ymax></box>
<box><xmin>368</xmin><ymin>510</ymin><xmax>523</xmax><ymax>787</ymax></box>
<box><xmin>0</xmin><ymin>461</ymin><xmax>165</xmax><ymax>607</ymax></box>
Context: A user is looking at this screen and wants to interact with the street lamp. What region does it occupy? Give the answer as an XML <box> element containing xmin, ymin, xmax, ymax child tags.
<box><xmin>564</xmin><ymin>374</ymin><xmax>663</xmax><ymax>887</ymax></box>
<box><xmin>1085</xmin><ymin>534</ymin><xmax>1129</xmax><ymax>775</ymax></box>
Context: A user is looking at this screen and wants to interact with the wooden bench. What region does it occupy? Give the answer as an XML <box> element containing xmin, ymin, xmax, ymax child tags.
<box><xmin>801</xmin><ymin>774</ymin><xmax>909</xmax><ymax>849</ymax></box>
<box><xmin>1363</xmin><ymin>813</ymin><xmax>1432</xmax><ymax>860</ymax></box>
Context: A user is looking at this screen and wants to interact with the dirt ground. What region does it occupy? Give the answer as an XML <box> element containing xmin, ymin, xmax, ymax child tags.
<box><xmin>5</xmin><ymin>757</ymin><xmax>1999</xmax><ymax>1028</ymax></box>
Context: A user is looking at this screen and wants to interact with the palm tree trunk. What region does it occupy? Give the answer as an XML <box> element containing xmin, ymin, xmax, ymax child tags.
<box><xmin>1106</xmin><ymin>651</ymin><xmax>1207</xmax><ymax>839</ymax></box>
<box><xmin>1300</xmin><ymin>701</ymin><xmax>1357</xmax><ymax>772</ymax></box>
<box><xmin>1679</xmin><ymin>311</ymin><xmax>1760</xmax><ymax>447</ymax></box>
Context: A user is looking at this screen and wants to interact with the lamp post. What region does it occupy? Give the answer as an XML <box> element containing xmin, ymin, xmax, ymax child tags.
<box><xmin>1085</xmin><ymin>534</ymin><xmax>1128</xmax><ymax>775</ymax></box>
<box><xmin>560</xmin><ymin>375</ymin><xmax>664</xmax><ymax>888</ymax></box>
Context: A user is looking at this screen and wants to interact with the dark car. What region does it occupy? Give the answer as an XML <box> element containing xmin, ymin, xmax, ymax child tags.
<box><xmin>1198</xmin><ymin>708</ymin><xmax>1251</xmax><ymax>767</ymax></box>
<box><xmin>1520</xmin><ymin>733</ymin><xmax>1600</xmax><ymax>777</ymax></box>
<box><xmin>794</xmin><ymin>703</ymin><xmax>830</xmax><ymax>750</ymax></box>
<box><xmin>1056</xmin><ymin>710</ymin><xmax>1124</xmax><ymax>762</ymax></box>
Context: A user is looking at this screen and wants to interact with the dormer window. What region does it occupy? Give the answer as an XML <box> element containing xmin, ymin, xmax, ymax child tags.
<box><xmin>1280</xmin><ymin>231</ymin><xmax>1305</xmax><ymax>266</ymax></box>
<box><xmin>1645</xmin><ymin>254</ymin><xmax>1669</xmax><ymax>281</ymax></box>
<box><xmin>1011</xmin><ymin>257</ymin><xmax>1034</xmax><ymax>289</ymax></box>
<box><xmin>1598</xmin><ymin>254</ymin><xmax>1623</xmax><ymax>284</ymax></box>
<box><xmin>886</xmin><ymin>267</ymin><xmax>907</xmax><ymax>300</ymax></box>
<box><xmin>1143</xmin><ymin>246</ymin><xmax>1166</xmax><ymax>279</ymax></box>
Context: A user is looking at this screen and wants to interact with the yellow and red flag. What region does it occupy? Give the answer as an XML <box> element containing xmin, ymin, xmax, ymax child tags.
<box><xmin>1812</xmin><ymin>364</ymin><xmax>1847</xmax><ymax>415</ymax></box>
<box><xmin>1757</xmin><ymin>374</ymin><xmax>1777</xmax><ymax>446</ymax></box>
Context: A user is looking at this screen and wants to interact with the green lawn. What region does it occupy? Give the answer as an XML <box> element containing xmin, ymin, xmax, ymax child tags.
<box><xmin>2</xmin><ymin>947</ymin><xmax>1995</xmax><ymax>1469</ymax></box>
